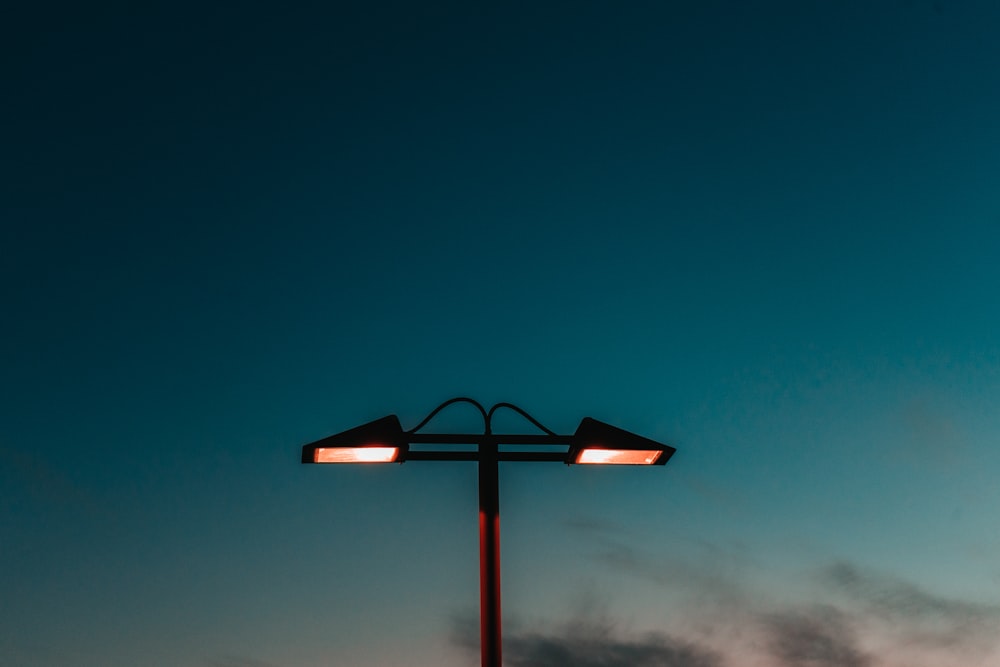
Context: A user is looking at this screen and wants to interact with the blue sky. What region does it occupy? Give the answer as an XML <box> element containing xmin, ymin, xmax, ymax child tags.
<box><xmin>3</xmin><ymin>1</ymin><xmax>1000</xmax><ymax>665</ymax></box>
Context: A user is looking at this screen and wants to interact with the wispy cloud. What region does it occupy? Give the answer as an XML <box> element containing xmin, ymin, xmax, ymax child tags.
<box><xmin>451</xmin><ymin>609</ymin><xmax>722</xmax><ymax>667</ymax></box>
<box><xmin>505</xmin><ymin>630</ymin><xmax>723</xmax><ymax>667</ymax></box>
<box><xmin>496</xmin><ymin>528</ymin><xmax>1000</xmax><ymax>667</ymax></box>
<box><xmin>763</xmin><ymin>605</ymin><xmax>871</xmax><ymax>667</ymax></box>
<box><xmin>587</xmin><ymin>534</ymin><xmax>758</xmax><ymax>615</ymax></box>
<box><xmin>822</xmin><ymin>561</ymin><xmax>1000</xmax><ymax>654</ymax></box>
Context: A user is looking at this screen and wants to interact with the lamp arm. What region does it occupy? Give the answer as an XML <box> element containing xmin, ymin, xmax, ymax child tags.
<box><xmin>485</xmin><ymin>402</ymin><xmax>558</xmax><ymax>437</ymax></box>
<box><xmin>406</xmin><ymin>397</ymin><xmax>489</xmax><ymax>434</ymax></box>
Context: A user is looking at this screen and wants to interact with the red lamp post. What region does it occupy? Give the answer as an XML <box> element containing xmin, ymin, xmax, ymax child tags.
<box><xmin>300</xmin><ymin>398</ymin><xmax>675</xmax><ymax>667</ymax></box>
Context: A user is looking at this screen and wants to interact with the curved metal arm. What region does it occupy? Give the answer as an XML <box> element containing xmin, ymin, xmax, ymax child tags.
<box><xmin>485</xmin><ymin>402</ymin><xmax>558</xmax><ymax>436</ymax></box>
<box><xmin>406</xmin><ymin>397</ymin><xmax>489</xmax><ymax>434</ymax></box>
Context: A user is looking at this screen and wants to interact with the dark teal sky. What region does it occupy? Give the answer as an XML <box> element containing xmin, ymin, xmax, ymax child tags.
<box><xmin>3</xmin><ymin>2</ymin><xmax>1000</xmax><ymax>666</ymax></box>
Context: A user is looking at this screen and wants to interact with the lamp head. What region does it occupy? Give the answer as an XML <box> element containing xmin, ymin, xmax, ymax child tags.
<box><xmin>568</xmin><ymin>417</ymin><xmax>675</xmax><ymax>465</ymax></box>
<box><xmin>301</xmin><ymin>415</ymin><xmax>408</xmax><ymax>464</ymax></box>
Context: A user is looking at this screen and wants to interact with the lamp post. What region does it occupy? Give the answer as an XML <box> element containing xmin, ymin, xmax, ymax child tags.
<box><xmin>300</xmin><ymin>397</ymin><xmax>675</xmax><ymax>667</ymax></box>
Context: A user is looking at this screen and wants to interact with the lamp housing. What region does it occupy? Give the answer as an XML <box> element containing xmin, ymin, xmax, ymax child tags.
<box><xmin>301</xmin><ymin>415</ymin><xmax>408</xmax><ymax>464</ymax></box>
<box><xmin>568</xmin><ymin>417</ymin><xmax>675</xmax><ymax>465</ymax></box>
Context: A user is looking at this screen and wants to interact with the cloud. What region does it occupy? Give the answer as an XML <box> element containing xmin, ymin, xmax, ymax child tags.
<box><xmin>822</xmin><ymin>561</ymin><xmax>1000</xmax><ymax>652</ymax></box>
<box><xmin>453</xmin><ymin>545</ymin><xmax>1000</xmax><ymax>667</ymax></box>
<box><xmin>763</xmin><ymin>605</ymin><xmax>871</xmax><ymax>667</ymax></box>
<box><xmin>586</xmin><ymin>535</ymin><xmax>757</xmax><ymax>615</ymax></box>
<box><xmin>505</xmin><ymin>630</ymin><xmax>723</xmax><ymax>667</ymax></box>
<box><xmin>451</xmin><ymin>609</ymin><xmax>722</xmax><ymax>667</ymax></box>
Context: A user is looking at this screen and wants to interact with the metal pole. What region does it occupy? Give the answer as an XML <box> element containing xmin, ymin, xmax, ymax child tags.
<box><xmin>478</xmin><ymin>436</ymin><xmax>501</xmax><ymax>667</ymax></box>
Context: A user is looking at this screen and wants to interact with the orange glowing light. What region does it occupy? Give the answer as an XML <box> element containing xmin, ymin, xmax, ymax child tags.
<box><xmin>313</xmin><ymin>446</ymin><xmax>400</xmax><ymax>463</ymax></box>
<box><xmin>574</xmin><ymin>448</ymin><xmax>663</xmax><ymax>465</ymax></box>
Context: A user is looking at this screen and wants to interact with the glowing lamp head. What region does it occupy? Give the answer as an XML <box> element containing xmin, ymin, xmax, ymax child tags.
<box><xmin>567</xmin><ymin>417</ymin><xmax>675</xmax><ymax>466</ymax></box>
<box><xmin>313</xmin><ymin>446</ymin><xmax>401</xmax><ymax>463</ymax></box>
<box><xmin>301</xmin><ymin>415</ymin><xmax>408</xmax><ymax>464</ymax></box>
<box><xmin>573</xmin><ymin>448</ymin><xmax>665</xmax><ymax>465</ymax></box>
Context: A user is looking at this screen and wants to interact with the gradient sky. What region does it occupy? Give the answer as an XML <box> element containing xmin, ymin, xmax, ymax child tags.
<box><xmin>3</xmin><ymin>1</ymin><xmax>1000</xmax><ymax>666</ymax></box>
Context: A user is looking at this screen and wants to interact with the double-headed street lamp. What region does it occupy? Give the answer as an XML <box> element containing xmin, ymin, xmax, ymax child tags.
<box><xmin>301</xmin><ymin>397</ymin><xmax>675</xmax><ymax>667</ymax></box>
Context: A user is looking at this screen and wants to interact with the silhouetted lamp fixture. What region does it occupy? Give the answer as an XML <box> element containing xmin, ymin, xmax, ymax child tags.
<box><xmin>302</xmin><ymin>412</ymin><xmax>672</xmax><ymax>466</ymax></box>
<box><xmin>300</xmin><ymin>398</ymin><xmax>675</xmax><ymax>667</ymax></box>
<box><xmin>302</xmin><ymin>415</ymin><xmax>408</xmax><ymax>463</ymax></box>
<box><xmin>568</xmin><ymin>417</ymin><xmax>671</xmax><ymax>465</ymax></box>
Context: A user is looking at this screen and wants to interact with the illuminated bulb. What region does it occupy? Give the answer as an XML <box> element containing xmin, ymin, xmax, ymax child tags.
<box><xmin>314</xmin><ymin>446</ymin><xmax>399</xmax><ymax>463</ymax></box>
<box><xmin>575</xmin><ymin>449</ymin><xmax>663</xmax><ymax>465</ymax></box>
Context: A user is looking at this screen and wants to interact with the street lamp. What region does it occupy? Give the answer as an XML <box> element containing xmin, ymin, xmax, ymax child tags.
<box><xmin>301</xmin><ymin>397</ymin><xmax>675</xmax><ymax>667</ymax></box>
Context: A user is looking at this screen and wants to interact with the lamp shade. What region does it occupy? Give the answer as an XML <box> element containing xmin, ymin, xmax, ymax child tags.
<box><xmin>568</xmin><ymin>417</ymin><xmax>675</xmax><ymax>465</ymax></box>
<box><xmin>301</xmin><ymin>415</ymin><xmax>408</xmax><ymax>464</ymax></box>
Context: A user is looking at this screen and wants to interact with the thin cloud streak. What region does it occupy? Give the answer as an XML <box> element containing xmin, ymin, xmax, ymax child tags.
<box><xmin>823</xmin><ymin>561</ymin><xmax>1000</xmax><ymax>654</ymax></box>
<box><xmin>451</xmin><ymin>611</ymin><xmax>722</xmax><ymax>667</ymax></box>
<box><xmin>514</xmin><ymin>531</ymin><xmax>1000</xmax><ymax>666</ymax></box>
<box><xmin>763</xmin><ymin>605</ymin><xmax>871</xmax><ymax>667</ymax></box>
<box><xmin>505</xmin><ymin>632</ymin><xmax>723</xmax><ymax>667</ymax></box>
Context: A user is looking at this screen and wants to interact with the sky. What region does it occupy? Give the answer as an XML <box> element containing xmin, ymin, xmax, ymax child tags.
<box><xmin>3</xmin><ymin>1</ymin><xmax>1000</xmax><ymax>665</ymax></box>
